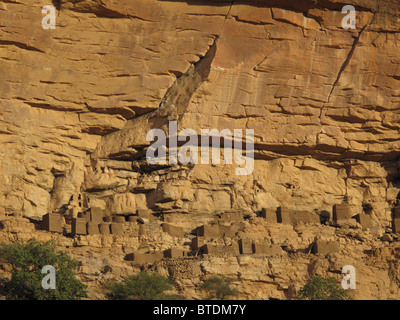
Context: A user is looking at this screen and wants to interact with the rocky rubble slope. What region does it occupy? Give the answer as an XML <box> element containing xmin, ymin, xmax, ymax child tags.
<box><xmin>1</xmin><ymin>213</ymin><xmax>400</xmax><ymax>300</ymax></box>
<box><xmin>1</xmin><ymin>0</ymin><xmax>400</xmax><ymax>299</ymax></box>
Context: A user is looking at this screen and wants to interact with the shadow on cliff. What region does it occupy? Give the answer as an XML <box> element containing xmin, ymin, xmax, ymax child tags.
<box><xmin>52</xmin><ymin>0</ymin><xmax>62</xmax><ymax>11</ymax></box>
<box><xmin>156</xmin><ymin>0</ymin><xmax>369</xmax><ymax>12</ymax></box>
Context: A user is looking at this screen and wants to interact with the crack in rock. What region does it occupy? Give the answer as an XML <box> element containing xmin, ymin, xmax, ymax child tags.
<box><xmin>157</xmin><ymin>37</ymin><xmax>218</xmax><ymax>120</ymax></box>
<box><xmin>319</xmin><ymin>20</ymin><xmax>372</xmax><ymax>120</ymax></box>
<box><xmin>327</xmin><ymin>25</ymin><xmax>368</xmax><ymax>103</ymax></box>
<box><xmin>218</xmin><ymin>0</ymin><xmax>235</xmax><ymax>36</ymax></box>
<box><xmin>0</xmin><ymin>40</ymin><xmax>45</xmax><ymax>54</ymax></box>
<box><xmin>154</xmin><ymin>1</ymin><xmax>234</xmax><ymax>120</ymax></box>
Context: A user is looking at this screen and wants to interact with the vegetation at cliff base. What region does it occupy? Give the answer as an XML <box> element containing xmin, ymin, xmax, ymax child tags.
<box><xmin>296</xmin><ymin>275</ymin><xmax>351</xmax><ymax>300</ymax></box>
<box><xmin>106</xmin><ymin>272</ymin><xmax>179</xmax><ymax>300</ymax></box>
<box><xmin>200</xmin><ymin>276</ymin><xmax>238</xmax><ymax>300</ymax></box>
<box><xmin>0</xmin><ymin>238</ymin><xmax>86</xmax><ymax>300</ymax></box>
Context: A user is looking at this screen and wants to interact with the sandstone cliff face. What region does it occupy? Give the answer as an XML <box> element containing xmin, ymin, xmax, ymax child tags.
<box><xmin>1</xmin><ymin>0</ymin><xmax>400</xmax><ymax>300</ymax></box>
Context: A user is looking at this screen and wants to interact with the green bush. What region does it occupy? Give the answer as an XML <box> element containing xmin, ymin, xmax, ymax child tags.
<box><xmin>0</xmin><ymin>238</ymin><xmax>86</xmax><ymax>300</ymax></box>
<box><xmin>200</xmin><ymin>276</ymin><xmax>238</xmax><ymax>300</ymax></box>
<box><xmin>106</xmin><ymin>272</ymin><xmax>178</xmax><ymax>300</ymax></box>
<box><xmin>296</xmin><ymin>275</ymin><xmax>351</xmax><ymax>300</ymax></box>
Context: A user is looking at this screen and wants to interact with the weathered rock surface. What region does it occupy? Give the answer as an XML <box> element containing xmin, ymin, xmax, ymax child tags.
<box><xmin>0</xmin><ymin>213</ymin><xmax>400</xmax><ymax>300</ymax></box>
<box><xmin>1</xmin><ymin>0</ymin><xmax>400</xmax><ymax>299</ymax></box>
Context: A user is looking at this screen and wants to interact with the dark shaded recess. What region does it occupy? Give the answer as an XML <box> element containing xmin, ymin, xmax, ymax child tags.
<box><xmin>0</xmin><ymin>40</ymin><xmax>44</xmax><ymax>54</ymax></box>
<box><xmin>52</xmin><ymin>0</ymin><xmax>62</xmax><ymax>11</ymax></box>
<box><xmin>362</xmin><ymin>203</ymin><xmax>373</xmax><ymax>215</ymax></box>
<box><xmin>166</xmin><ymin>134</ymin><xmax>251</xmax><ymax>149</ymax></box>
<box><xmin>61</xmin><ymin>0</ymin><xmax>127</xmax><ymax>18</ymax></box>
<box><xmin>158</xmin><ymin>0</ymin><xmax>383</xmax><ymax>13</ymax></box>
<box><xmin>319</xmin><ymin>210</ymin><xmax>330</xmax><ymax>224</ymax></box>
<box><xmin>253</xmin><ymin>142</ymin><xmax>400</xmax><ymax>163</ymax></box>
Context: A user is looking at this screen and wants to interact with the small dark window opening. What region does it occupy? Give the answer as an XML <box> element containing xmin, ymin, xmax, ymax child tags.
<box><xmin>362</xmin><ymin>203</ymin><xmax>373</xmax><ymax>215</ymax></box>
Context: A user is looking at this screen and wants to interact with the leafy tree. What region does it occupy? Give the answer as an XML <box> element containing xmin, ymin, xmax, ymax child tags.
<box><xmin>296</xmin><ymin>275</ymin><xmax>351</xmax><ymax>300</ymax></box>
<box><xmin>106</xmin><ymin>272</ymin><xmax>178</xmax><ymax>300</ymax></box>
<box><xmin>200</xmin><ymin>276</ymin><xmax>238</xmax><ymax>300</ymax></box>
<box><xmin>0</xmin><ymin>238</ymin><xmax>86</xmax><ymax>300</ymax></box>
